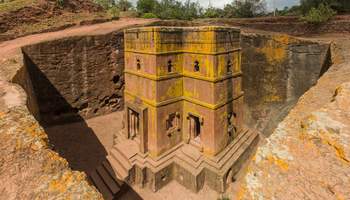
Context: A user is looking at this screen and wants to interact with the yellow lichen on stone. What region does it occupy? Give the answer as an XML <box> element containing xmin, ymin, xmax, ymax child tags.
<box><xmin>43</xmin><ymin>151</ymin><xmax>69</xmax><ymax>172</ymax></box>
<box><xmin>273</xmin><ymin>34</ymin><xmax>292</xmax><ymax>45</ymax></box>
<box><xmin>164</xmin><ymin>79</ymin><xmax>182</xmax><ymax>100</ymax></box>
<box><xmin>48</xmin><ymin>171</ymin><xmax>84</xmax><ymax>193</ymax></box>
<box><xmin>258</xmin><ymin>35</ymin><xmax>289</xmax><ymax>65</ymax></box>
<box><xmin>264</xmin><ymin>94</ymin><xmax>282</xmax><ymax>102</ymax></box>
<box><xmin>25</xmin><ymin>123</ymin><xmax>47</xmax><ymax>141</ymax></box>
<box><xmin>236</xmin><ymin>185</ymin><xmax>247</xmax><ymax>200</ymax></box>
<box><xmin>267</xmin><ymin>155</ymin><xmax>289</xmax><ymax>171</ymax></box>
<box><xmin>323</xmin><ymin>135</ymin><xmax>349</xmax><ymax>164</ymax></box>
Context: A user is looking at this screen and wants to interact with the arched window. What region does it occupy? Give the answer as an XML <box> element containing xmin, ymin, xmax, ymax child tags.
<box><xmin>167</xmin><ymin>60</ymin><xmax>173</xmax><ymax>73</ymax></box>
<box><xmin>136</xmin><ymin>59</ymin><xmax>141</xmax><ymax>70</ymax></box>
<box><xmin>194</xmin><ymin>60</ymin><xmax>200</xmax><ymax>72</ymax></box>
<box><xmin>227</xmin><ymin>60</ymin><xmax>233</xmax><ymax>73</ymax></box>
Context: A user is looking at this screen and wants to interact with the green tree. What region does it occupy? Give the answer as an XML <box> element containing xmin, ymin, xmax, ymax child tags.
<box><xmin>93</xmin><ymin>0</ymin><xmax>115</xmax><ymax>9</ymax></box>
<box><xmin>153</xmin><ymin>0</ymin><xmax>202</xmax><ymax>20</ymax></box>
<box><xmin>203</xmin><ymin>6</ymin><xmax>224</xmax><ymax>18</ymax></box>
<box><xmin>302</xmin><ymin>3</ymin><xmax>336</xmax><ymax>23</ymax></box>
<box><xmin>116</xmin><ymin>0</ymin><xmax>132</xmax><ymax>11</ymax></box>
<box><xmin>224</xmin><ymin>0</ymin><xmax>266</xmax><ymax>18</ymax></box>
<box><xmin>137</xmin><ymin>0</ymin><xmax>158</xmax><ymax>14</ymax></box>
<box><xmin>300</xmin><ymin>0</ymin><xmax>350</xmax><ymax>14</ymax></box>
<box><xmin>154</xmin><ymin>0</ymin><xmax>183</xmax><ymax>19</ymax></box>
<box><xmin>181</xmin><ymin>0</ymin><xmax>202</xmax><ymax>20</ymax></box>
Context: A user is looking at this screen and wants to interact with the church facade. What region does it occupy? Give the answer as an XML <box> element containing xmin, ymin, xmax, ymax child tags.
<box><xmin>107</xmin><ymin>26</ymin><xmax>259</xmax><ymax>193</ymax></box>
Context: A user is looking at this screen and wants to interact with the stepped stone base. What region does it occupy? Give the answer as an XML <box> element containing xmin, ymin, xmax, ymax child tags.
<box><xmin>108</xmin><ymin>128</ymin><xmax>259</xmax><ymax>193</ymax></box>
<box><xmin>88</xmin><ymin>160</ymin><xmax>127</xmax><ymax>200</ymax></box>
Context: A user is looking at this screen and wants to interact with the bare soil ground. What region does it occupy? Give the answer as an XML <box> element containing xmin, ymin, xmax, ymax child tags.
<box><xmin>0</xmin><ymin>17</ymin><xmax>157</xmax><ymax>81</ymax></box>
<box><xmin>45</xmin><ymin>112</ymin><xmax>123</xmax><ymax>174</ymax></box>
<box><xmin>152</xmin><ymin>15</ymin><xmax>350</xmax><ymax>37</ymax></box>
<box><xmin>201</xmin><ymin>15</ymin><xmax>350</xmax><ymax>36</ymax></box>
<box><xmin>0</xmin><ymin>0</ymin><xmax>112</xmax><ymax>41</ymax></box>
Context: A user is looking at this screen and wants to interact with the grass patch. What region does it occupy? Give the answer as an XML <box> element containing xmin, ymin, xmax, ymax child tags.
<box><xmin>0</xmin><ymin>0</ymin><xmax>37</xmax><ymax>14</ymax></box>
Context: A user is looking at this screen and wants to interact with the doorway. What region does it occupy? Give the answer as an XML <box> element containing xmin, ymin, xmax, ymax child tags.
<box><xmin>128</xmin><ymin>108</ymin><xmax>140</xmax><ymax>139</ymax></box>
<box><xmin>126</xmin><ymin>105</ymin><xmax>148</xmax><ymax>154</ymax></box>
<box><xmin>188</xmin><ymin>114</ymin><xmax>201</xmax><ymax>144</ymax></box>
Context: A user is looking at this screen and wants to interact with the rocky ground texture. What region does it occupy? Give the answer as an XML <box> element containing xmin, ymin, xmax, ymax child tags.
<box><xmin>238</xmin><ymin>35</ymin><xmax>350</xmax><ymax>200</ymax></box>
<box><xmin>0</xmin><ymin>79</ymin><xmax>103</xmax><ymax>199</ymax></box>
<box><xmin>0</xmin><ymin>0</ymin><xmax>112</xmax><ymax>41</ymax></box>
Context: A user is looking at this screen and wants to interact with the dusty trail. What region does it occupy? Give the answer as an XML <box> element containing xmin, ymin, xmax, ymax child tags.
<box><xmin>0</xmin><ymin>18</ymin><xmax>156</xmax><ymax>62</ymax></box>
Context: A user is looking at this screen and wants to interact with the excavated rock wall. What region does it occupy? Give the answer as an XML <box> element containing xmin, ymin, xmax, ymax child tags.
<box><xmin>19</xmin><ymin>32</ymin><xmax>125</xmax><ymax>125</ymax></box>
<box><xmin>241</xmin><ymin>32</ymin><xmax>331</xmax><ymax>136</ymax></box>
<box><xmin>238</xmin><ymin>37</ymin><xmax>350</xmax><ymax>200</ymax></box>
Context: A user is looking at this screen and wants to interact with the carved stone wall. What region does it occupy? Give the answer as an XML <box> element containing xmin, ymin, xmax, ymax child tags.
<box><xmin>241</xmin><ymin>32</ymin><xmax>331</xmax><ymax>136</ymax></box>
<box><xmin>21</xmin><ymin>32</ymin><xmax>125</xmax><ymax>125</ymax></box>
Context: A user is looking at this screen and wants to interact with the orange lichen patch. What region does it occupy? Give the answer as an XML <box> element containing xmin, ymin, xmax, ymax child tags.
<box><xmin>0</xmin><ymin>112</ymin><xmax>6</xmax><ymax>118</ymax></box>
<box><xmin>313</xmin><ymin>127</ymin><xmax>349</xmax><ymax>164</ymax></box>
<box><xmin>264</xmin><ymin>94</ymin><xmax>282</xmax><ymax>102</ymax></box>
<box><xmin>257</xmin><ymin>35</ymin><xmax>291</xmax><ymax>65</ymax></box>
<box><xmin>49</xmin><ymin>171</ymin><xmax>85</xmax><ymax>193</ymax></box>
<box><xmin>297</xmin><ymin>132</ymin><xmax>319</xmax><ymax>153</ymax></box>
<box><xmin>236</xmin><ymin>185</ymin><xmax>247</xmax><ymax>200</ymax></box>
<box><xmin>25</xmin><ymin>123</ymin><xmax>47</xmax><ymax>140</ymax></box>
<box><xmin>336</xmin><ymin>193</ymin><xmax>346</xmax><ymax>200</ymax></box>
<box><xmin>273</xmin><ymin>35</ymin><xmax>292</xmax><ymax>45</ymax></box>
<box><xmin>258</xmin><ymin>44</ymin><xmax>285</xmax><ymax>65</ymax></box>
<box><xmin>44</xmin><ymin>151</ymin><xmax>69</xmax><ymax>170</ymax></box>
<box><xmin>267</xmin><ymin>155</ymin><xmax>289</xmax><ymax>171</ymax></box>
<box><xmin>325</xmin><ymin>139</ymin><xmax>349</xmax><ymax>164</ymax></box>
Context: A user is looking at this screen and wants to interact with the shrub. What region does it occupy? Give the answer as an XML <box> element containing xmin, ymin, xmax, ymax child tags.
<box><xmin>142</xmin><ymin>12</ymin><xmax>158</xmax><ymax>18</ymax></box>
<box><xmin>94</xmin><ymin>0</ymin><xmax>115</xmax><ymax>9</ymax></box>
<box><xmin>203</xmin><ymin>7</ymin><xmax>224</xmax><ymax>18</ymax></box>
<box><xmin>116</xmin><ymin>0</ymin><xmax>133</xmax><ymax>11</ymax></box>
<box><xmin>153</xmin><ymin>0</ymin><xmax>202</xmax><ymax>20</ymax></box>
<box><xmin>302</xmin><ymin>3</ymin><xmax>336</xmax><ymax>24</ymax></box>
<box><xmin>108</xmin><ymin>6</ymin><xmax>120</xmax><ymax>18</ymax></box>
<box><xmin>300</xmin><ymin>0</ymin><xmax>350</xmax><ymax>14</ymax></box>
<box><xmin>223</xmin><ymin>0</ymin><xmax>266</xmax><ymax>18</ymax></box>
<box><xmin>137</xmin><ymin>0</ymin><xmax>158</xmax><ymax>14</ymax></box>
<box><xmin>56</xmin><ymin>0</ymin><xmax>65</xmax><ymax>7</ymax></box>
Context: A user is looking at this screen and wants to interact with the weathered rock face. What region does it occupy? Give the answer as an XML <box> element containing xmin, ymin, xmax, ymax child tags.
<box><xmin>0</xmin><ymin>80</ymin><xmax>102</xmax><ymax>200</ymax></box>
<box><xmin>20</xmin><ymin>32</ymin><xmax>124</xmax><ymax>125</ymax></box>
<box><xmin>239</xmin><ymin>37</ymin><xmax>350</xmax><ymax>200</ymax></box>
<box><xmin>241</xmin><ymin>32</ymin><xmax>330</xmax><ymax>136</ymax></box>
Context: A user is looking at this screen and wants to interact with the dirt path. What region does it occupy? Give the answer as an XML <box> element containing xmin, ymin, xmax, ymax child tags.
<box><xmin>0</xmin><ymin>18</ymin><xmax>156</xmax><ymax>62</ymax></box>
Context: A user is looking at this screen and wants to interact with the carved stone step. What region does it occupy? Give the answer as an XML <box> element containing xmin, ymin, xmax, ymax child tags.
<box><xmin>89</xmin><ymin>160</ymin><xmax>129</xmax><ymax>200</ymax></box>
<box><xmin>96</xmin><ymin>165</ymin><xmax>121</xmax><ymax>195</ymax></box>
<box><xmin>89</xmin><ymin>169</ymin><xmax>114</xmax><ymax>200</ymax></box>
<box><xmin>102</xmin><ymin>160</ymin><xmax>125</xmax><ymax>187</ymax></box>
<box><xmin>107</xmin><ymin>155</ymin><xmax>129</xmax><ymax>180</ymax></box>
<box><xmin>110</xmin><ymin>148</ymin><xmax>132</xmax><ymax>170</ymax></box>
